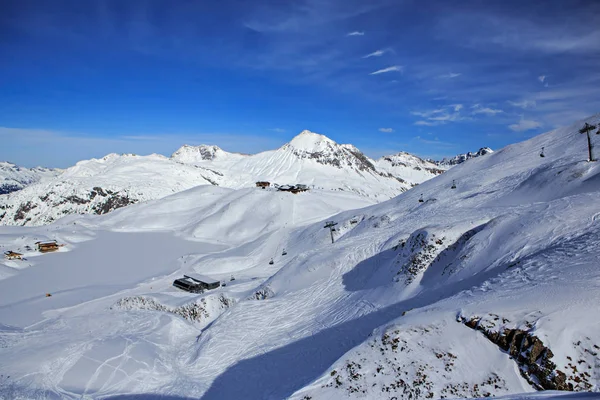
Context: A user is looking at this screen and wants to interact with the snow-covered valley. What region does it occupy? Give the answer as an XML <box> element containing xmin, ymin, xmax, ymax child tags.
<box><xmin>1</xmin><ymin>116</ymin><xmax>600</xmax><ymax>400</ymax></box>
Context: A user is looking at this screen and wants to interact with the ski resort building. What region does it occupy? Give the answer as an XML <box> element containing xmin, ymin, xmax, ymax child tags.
<box><xmin>35</xmin><ymin>241</ymin><xmax>60</xmax><ymax>253</ymax></box>
<box><xmin>173</xmin><ymin>274</ymin><xmax>220</xmax><ymax>293</ymax></box>
<box><xmin>4</xmin><ymin>251</ymin><xmax>23</xmax><ymax>260</ymax></box>
<box><xmin>277</xmin><ymin>184</ymin><xmax>309</xmax><ymax>194</ymax></box>
<box><xmin>255</xmin><ymin>181</ymin><xmax>270</xmax><ymax>189</ymax></box>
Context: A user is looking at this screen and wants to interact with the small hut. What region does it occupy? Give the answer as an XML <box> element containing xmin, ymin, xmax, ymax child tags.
<box><xmin>255</xmin><ymin>181</ymin><xmax>271</xmax><ymax>189</ymax></box>
<box><xmin>4</xmin><ymin>251</ymin><xmax>23</xmax><ymax>260</ymax></box>
<box><xmin>35</xmin><ymin>240</ymin><xmax>60</xmax><ymax>253</ymax></box>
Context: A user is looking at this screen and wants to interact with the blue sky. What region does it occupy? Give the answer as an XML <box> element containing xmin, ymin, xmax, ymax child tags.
<box><xmin>1</xmin><ymin>0</ymin><xmax>599</xmax><ymax>167</ymax></box>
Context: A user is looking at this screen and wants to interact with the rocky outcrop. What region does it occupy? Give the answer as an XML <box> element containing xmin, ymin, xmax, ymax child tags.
<box><xmin>460</xmin><ymin>315</ymin><xmax>573</xmax><ymax>391</ymax></box>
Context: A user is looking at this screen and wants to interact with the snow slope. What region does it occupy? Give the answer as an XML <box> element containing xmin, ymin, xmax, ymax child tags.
<box><xmin>0</xmin><ymin>153</ymin><xmax>222</xmax><ymax>226</ymax></box>
<box><xmin>0</xmin><ymin>162</ymin><xmax>61</xmax><ymax>195</ymax></box>
<box><xmin>1</xmin><ymin>115</ymin><xmax>600</xmax><ymax>399</ymax></box>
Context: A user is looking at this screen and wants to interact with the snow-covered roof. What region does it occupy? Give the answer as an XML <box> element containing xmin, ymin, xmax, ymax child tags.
<box><xmin>184</xmin><ymin>273</ymin><xmax>219</xmax><ymax>284</ymax></box>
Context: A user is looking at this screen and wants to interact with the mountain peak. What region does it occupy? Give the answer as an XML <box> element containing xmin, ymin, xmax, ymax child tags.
<box><xmin>171</xmin><ymin>144</ymin><xmax>226</xmax><ymax>162</ymax></box>
<box><xmin>287</xmin><ymin>130</ymin><xmax>337</xmax><ymax>152</ymax></box>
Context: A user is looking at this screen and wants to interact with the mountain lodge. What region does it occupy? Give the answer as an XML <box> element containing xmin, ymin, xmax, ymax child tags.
<box><xmin>4</xmin><ymin>251</ymin><xmax>23</xmax><ymax>260</ymax></box>
<box><xmin>35</xmin><ymin>241</ymin><xmax>60</xmax><ymax>253</ymax></box>
<box><xmin>255</xmin><ymin>181</ymin><xmax>271</xmax><ymax>188</ymax></box>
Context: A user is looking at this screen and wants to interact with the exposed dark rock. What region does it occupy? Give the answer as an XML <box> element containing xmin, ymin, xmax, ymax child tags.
<box><xmin>13</xmin><ymin>201</ymin><xmax>37</xmax><ymax>221</ymax></box>
<box><xmin>92</xmin><ymin>194</ymin><xmax>136</xmax><ymax>215</ymax></box>
<box><xmin>460</xmin><ymin>316</ymin><xmax>574</xmax><ymax>391</ymax></box>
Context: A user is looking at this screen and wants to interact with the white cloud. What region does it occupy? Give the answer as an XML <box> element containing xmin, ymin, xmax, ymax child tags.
<box><xmin>509</xmin><ymin>119</ymin><xmax>542</xmax><ymax>132</ymax></box>
<box><xmin>363</xmin><ymin>49</ymin><xmax>386</xmax><ymax>58</ymax></box>
<box><xmin>439</xmin><ymin>72</ymin><xmax>461</xmax><ymax>79</ymax></box>
<box><xmin>370</xmin><ymin>65</ymin><xmax>403</xmax><ymax>75</ymax></box>
<box><xmin>411</xmin><ymin>105</ymin><xmax>468</xmax><ymax>126</ymax></box>
<box><xmin>472</xmin><ymin>105</ymin><xmax>504</xmax><ymax>116</ymax></box>
<box><xmin>507</xmin><ymin>100</ymin><xmax>537</xmax><ymax>109</ymax></box>
<box><xmin>414</xmin><ymin>120</ymin><xmax>444</xmax><ymax>126</ymax></box>
<box><xmin>538</xmin><ymin>75</ymin><xmax>546</xmax><ymax>83</ymax></box>
<box><xmin>347</xmin><ymin>31</ymin><xmax>365</xmax><ymax>36</ymax></box>
<box><xmin>414</xmin><ymin>135</ymin><xmax>456</xmax><ymax>147</ymax></box>
<box><xmin>378</xmin><ymin>128</ymin><xmax>394</xmax><ymax>133</ymax></box>
<box><xmin>411</xmin><ymin>109</ymin><xmax>446</xmax><ymax>118</ymax></box>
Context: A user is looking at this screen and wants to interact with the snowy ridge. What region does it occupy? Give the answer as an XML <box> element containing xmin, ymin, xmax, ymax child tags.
<box><xmin>0</xmin><ymin>154</ymin><xmax>222</xmax><ymax>226</ymax></box>
<box><xmin>0</xmin><ymin>162</ymin><xmax>61</xmax><ymax>195</ymax></box>
<box><xmin>433</xmin><ymin>147</ymin><xmax>494</xmax><ymax>168</ymax></box>
<box><xmin>2</xmin><ymin>115</ymin><xmax>600</xmax><ymax>398</ymax></box>
<box><xmin>170</xmin><ymin>144</ymin><xmax>247</xmax><ymax>163</ymax></box>
<box><xmin>376</xmin><ymin>151</ymin><xmax>445</xmax><ymax>185</ymax></box>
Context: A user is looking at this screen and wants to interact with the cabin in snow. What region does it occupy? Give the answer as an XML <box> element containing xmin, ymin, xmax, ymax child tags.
<box><xmin>35</xmin><ymin>241</ymin><xmax>60</xmax><ymax>253</ymax></box>
<box><xmin>255</xmin><ymin>181</ymin><xmax>271</xmax><ymax>189</ymax></box>
<box><xmin>173</xmin><ymin>273</ymin><xmax>221</xmax><ymax>293</ymax></box>
<box><xmin>278</xmin><ymin>184</ymin><xmax>309</xmax><ymax>194</ymax></box>
<box><xmin>4</xmin><ymin>251</ymin><xmax>23</xmax><ymax>260</ymax></box>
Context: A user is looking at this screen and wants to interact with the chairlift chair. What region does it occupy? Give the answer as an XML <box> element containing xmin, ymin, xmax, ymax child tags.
<box><xmin>540</xmin><ymin>147</ymin><xmax>545</xmax><ymax>158</ymax></box>
<box><xmin>418</xmin><ymin>194</ymin><xmax>424</xmax><ymax>203</ymax></box>
<box><xmin>269</xmin><ymin>258</ymin><xmax>274</xmax><ymax>265</ymax></box>
<box><xmin>451</xmin><ymin>180</ymin><xmax>457</xmax><ymax>189</ymax></box>
<box><xmin>282</xmin><ymin>249</ymin><xmax>287</xmax><ymax>256</ymax></box>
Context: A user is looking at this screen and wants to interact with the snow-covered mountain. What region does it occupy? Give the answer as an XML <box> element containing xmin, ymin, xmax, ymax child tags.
<box><xmin>172</xmin><ymin>130</ymin><xmax>416</xmax><ymax>199</ymax></box>
<box><xmin>433</xmin><ymin>147</ymin><xmax>494</xmax><ymax>168</ymax></box>
<box><xmin>1</xmin><ymin>114</ymin><xmax>599</xmax><ymax>399</ymax></box>
<box><xmin>1</xmin><ymin>130</ymin><xmax>443</xmax><ymax>226</ymax></box>
<box><xmin>375</xmin><ymin>151</ymin><xmax>445</xmax><ymax>185</ymax></box>
<box><xmin>171</xmin><ymin>144</ymin><xmax>247</xmax><ymax>163</ymax></box>
<box><xmin>0</xmin><ymin>162</ymin><xmax>61</xmax><ymax>195</ymax></box>
<box><xmin>0</xmin><ymin>153</ymin><xmax>223</xmax><ymax>226</ymax></box>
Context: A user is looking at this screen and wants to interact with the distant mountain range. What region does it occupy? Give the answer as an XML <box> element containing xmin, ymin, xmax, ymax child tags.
<box><xmin>0</xmin><ymin>130</ymin><xmax>491</xmax><ymax>226</ymax></box>
<box><xmin>0</xmin><ymin>162</ymin><xmax>61</xmax><ymax>195</ymax></box>
<box><xmin>430</xmin><ymin>147</ymin><xmax>494</xmax><ymax>168</ymax></box>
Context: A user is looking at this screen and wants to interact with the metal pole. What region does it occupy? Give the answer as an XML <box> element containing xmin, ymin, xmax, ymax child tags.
<box><xmin>588</xmin><ymin>131</ymin><xmax>594</xmax><ymax>161</ymax></box>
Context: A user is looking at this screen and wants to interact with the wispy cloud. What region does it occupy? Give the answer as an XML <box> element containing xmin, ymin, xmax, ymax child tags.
<box><xmin>411</xmin><ymin>105</ymin><xmax>467</xmax><ymax>126</ymax></box>
<box><xmin>507</xmin><ymin>100</ymin><xmax>536</xmax><ymax>109</ymax></box>
<box><xmin>414</xmin><ymin>135</ymin><xmax>456</xmax><ymax>148</ymax></box>
<box><xmin>509</xmin><ymin>119</ymin><xmax>542</xmax><ymax>132</ymax></box>
<box><xmin>471</xmin><ymin>105</ymin><xmax>504</xmax><ymax>116</ymax></box>
<box><xmin>414</xmin><ymin>120</ymin><xmax>445</xmax><ymax>127</ymax></box>
<box><xmin>379</xmin><ymin>127</ymin><xmax>394</xmax><ymax>133</ymax></box>
<box><xmin>438</xmin><ymin>72</ymin><xmax>461</xmax><ymax>79</ymax></box>
<box><xmin>363</xmin><ymin>49</ymin><xmax>388</xmax><ymax>58</ymax></box>
<box><xmin>370</xmin><ymin>65</ymin><xmax>403</xmax><ymax>75</ymax></box>
<box><xmin>270</xmin><ymin>128</ymin><xmax>286</xmax><ymax>133</ymax></box>
<box><xmin>347</xmin><ymin>31</ymin><xmax>365</xmax><ymax>36</ymax></box>
<box><xmin>538</xmin><ymin>75</ymin><xmax>546</xmax><ymax>83</ymax></box>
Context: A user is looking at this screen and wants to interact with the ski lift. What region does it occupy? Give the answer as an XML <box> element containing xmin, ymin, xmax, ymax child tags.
<box><xmin>418</xmin><ymin>194</ymin><xmax>424</xmax><ymax>203</ymax></box>
<box><xmin>451</xmin><ymin>180</ymin><xmax>457</xmax><ymax>189</ymax></box>
<box><xmin>269</xmin><ymin>258</ymin><xmax>274</xmax><ymax>265</ymax></box>
<box><xmin>539</xmin><ymin>147</ymin><xmax>545</xmax><ymax>158</ymax></box>
<box><xmin>282</xmin><ymin>249</ymin><xmax>287</xmax><ymax>256</ymax></box>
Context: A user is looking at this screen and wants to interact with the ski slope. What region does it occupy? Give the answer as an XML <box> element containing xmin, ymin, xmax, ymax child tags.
<box><xmin>0</xmin><ymin>115</ymin><xmax>600</xmax><ymax>399</ymax></box>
